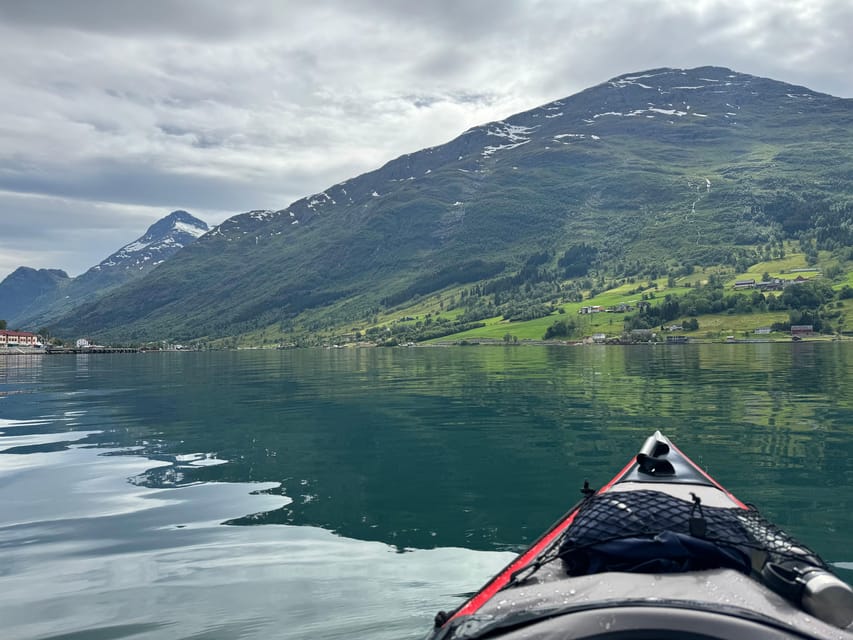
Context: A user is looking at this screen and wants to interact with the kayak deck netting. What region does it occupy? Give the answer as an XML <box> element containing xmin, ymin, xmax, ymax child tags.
<box><xmin>557</xmin><ymin>489</ymin><xmax>827</xmax><ymax>571</ymax></box>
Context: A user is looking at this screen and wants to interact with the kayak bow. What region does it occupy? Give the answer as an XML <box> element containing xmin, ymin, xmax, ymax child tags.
<box><xmin>427</xmin><ymin>431</ymin><xmax>853</xmax><ymax>640</ymax></box>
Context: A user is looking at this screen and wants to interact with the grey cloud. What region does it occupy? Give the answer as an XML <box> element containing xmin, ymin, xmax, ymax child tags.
<box><xmin>338</xmin><ymin>0</ymin><xmax>527</xmax><ymax>38</ymax></box>
<box><xmin>0</xmin><ymin>0</ymin><xmax>281</xmax><ymax>39</ymax></box>
<box><xmin>0</xmin><ymin>158</ymin><xmax>298</xmax><ymax>214</ymax></box>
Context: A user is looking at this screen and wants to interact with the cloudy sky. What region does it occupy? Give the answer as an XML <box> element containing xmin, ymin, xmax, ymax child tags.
<box><xmin>1</xmin><ymin>0</ymin><xmax>851</xmax><ymax>281</ymax></box>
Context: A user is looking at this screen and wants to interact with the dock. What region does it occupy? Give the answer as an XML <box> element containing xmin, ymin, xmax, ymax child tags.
<box><xmin>45</xmin><ymin>347</ymin><xmax>140</xmax><ymax>354</ymax></box>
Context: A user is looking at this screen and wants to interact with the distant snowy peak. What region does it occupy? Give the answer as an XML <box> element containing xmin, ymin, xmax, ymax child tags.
<box><xmin>91</xmin><ymin>210</ymin><xmax>209</xmax><ymax>273</ymax></box>
<box><xmin>141</xmin><ymin>210</ymin><xmax>209</xmax><ymax>243</ymax></box>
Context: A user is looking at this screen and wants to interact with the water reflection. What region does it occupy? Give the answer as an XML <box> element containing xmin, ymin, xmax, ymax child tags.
<box><xmin>5</xmin><ymin>346</ymin><xmax>852</xmax><ymax>556</ymax></box>
<box><xmin>1</xmin><ymin>345</ymin><xmax>853</xmax><ymax>638</ymax></box>
<box><xmin>0</xmin><ymin>420</ymin><xmax>510</xmax><ymax>639</ymax></box>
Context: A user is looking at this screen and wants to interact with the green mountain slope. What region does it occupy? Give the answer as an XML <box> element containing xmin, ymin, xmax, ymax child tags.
<box><xmin>51</xmin><ymin>66</ymin><xmax>853</xmax><ymax>343</ymax></box>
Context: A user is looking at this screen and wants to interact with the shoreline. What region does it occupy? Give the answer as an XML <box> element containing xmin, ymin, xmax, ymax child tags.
<box><xmin>2</xmin><ymin>336</ymin><xmax>847</xmax><ymax>356</ymax></box>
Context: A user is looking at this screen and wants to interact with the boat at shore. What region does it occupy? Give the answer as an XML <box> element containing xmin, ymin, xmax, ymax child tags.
<box><xmin>426</xmin><ymin>431</ymin><xmax>853</xmax><ymax>639</ymax></box>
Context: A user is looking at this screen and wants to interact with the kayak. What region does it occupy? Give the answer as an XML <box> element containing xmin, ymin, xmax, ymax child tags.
<box><xmin>426</xmin><ymin>431</ymin><xmax>853</xmax><ymax>639</ymax></box>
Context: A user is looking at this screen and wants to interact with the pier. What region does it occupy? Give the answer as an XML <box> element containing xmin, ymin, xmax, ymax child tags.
<box><xmin>45</xmin><ymin>347</ymin><xmax>140</xmax><ymax>354</ymax></box>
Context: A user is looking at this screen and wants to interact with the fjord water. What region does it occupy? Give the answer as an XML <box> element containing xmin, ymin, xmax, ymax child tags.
<box><xmin>1</xmin><ymin>345</ymin><xmax>852</xmax><ymax>640</ymax></box>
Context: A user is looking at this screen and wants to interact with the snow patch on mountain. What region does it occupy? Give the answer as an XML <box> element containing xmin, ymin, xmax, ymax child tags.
<box><xmin>481</xmin><ymin>121</ymin><xmax>537</xmax><ymax>157</ymax></box>
<box><xmin>610</xmin><ymin>78</ymin><xmax>654</xmax><ymax>89</ymax></box>
<box><xmin>307</xmin><ymin>193</ymin><xmax>335</xmax><ymax>209</ymax></box>
<box><xmin>247</xmin><ymin>210</ymin><xmax>275</xmax><ymax>222</ymax></box>
<box><xmin>117</xmin><ymin>240</ymin><xmax>148</xmax><ymax>255</ymax></box>
<box><xmin>553</xmin><ymin>133</ymin><xmax>601</xmax><ymax>144</ymax></box>
<box><xmin>174</xmin><ymin>221</ymin><xmax>207</xmax><ymax>237</ymax></box>
<box><xmin>486</xmin><ymin>122</ymin><xmax>538</xmax><ymax>141</ymax></box>
<box><xmin>647</xmin><ymin>108</ymin><xmax>688</xmax><ymax>116</ymax></box>
<box><xmin>594</xmin><ymin>103</ymin><xmax>704</xmax><ymax>119</ymax></box>
<box><xmin>482</xmin><ymin>139</ymin><xmax>531</xmax><ymax>157</ymax></box>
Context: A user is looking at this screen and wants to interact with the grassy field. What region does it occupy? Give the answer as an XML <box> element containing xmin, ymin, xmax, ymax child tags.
<box><xmin>431</xmin><ymin>308</ymin><xmax>797</xmax><ymax>343</ymax></box>
<box><xmin>740</xmin><ymin>252</ymin><xmax>809</xmax><ymax>281</ymax></box>
<box><xmin>417</xmin><ymin>248</ymin><xmax>853</xmax><ymax>342</ymax></box>
<box><xmin>690</xmin><ymin>311</ymin><xmax>789</xmax><ymax>337</ymax></box>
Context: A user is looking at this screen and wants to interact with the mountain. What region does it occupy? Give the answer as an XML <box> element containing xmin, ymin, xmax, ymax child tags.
<box><xmin>0</xmin><ymin>211</ymin><xmax>208</xmax><ymax>328</ymax></box>
<box><xmin>75</xmin><ymin>210</ymin><xmax>209</xmax><ymax>294</ymax></box>
<box><xmin>0</xmin><ymin>268</ymin><xmax>70</xmax><ymax>328</ymax></box>
<box><xmin>51</xmin><ymin>66</ymin><xmax>853</xmax><ymax>343</ymax></box>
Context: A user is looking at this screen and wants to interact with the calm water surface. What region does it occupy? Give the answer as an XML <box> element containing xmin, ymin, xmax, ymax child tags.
<box><xmin>1</xmin><ymin>345</ymin><xmax>852</xmax><ymax>639</ymax></box>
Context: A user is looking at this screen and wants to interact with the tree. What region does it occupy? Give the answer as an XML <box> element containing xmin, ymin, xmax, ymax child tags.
<box><xmin>558</xmin><ymin>244</ymin><xmax>598</xmax><ymax>278</ymax></box>
<box><xmin>824</xmin><ymin>263</ymin><xmax>842</xmax><ymax>280</ymax></box>
<box><xmin>544</xmin><ymin>319</ymin><xmax>577</xmax><ymax>340</ymax></box>
<box><xmin>0</xmin><ymin>319</ymin><xmax>6</xmax><ymax>330</ymax></box>
<box><xmin>780</xmin><ymin>281</ymin><xmax>834</xmax><ymax>310</ymax></box>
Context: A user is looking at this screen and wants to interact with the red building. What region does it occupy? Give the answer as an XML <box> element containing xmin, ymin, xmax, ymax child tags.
<box><xmin>790</xmin><ymin>325</ymin><xmax>814</xmax><ymax>337</ymax></box>
<box><xmin>0</xmin><ymin>330</ymin><xmax>41</xmax><ymax>347</ymax></box>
